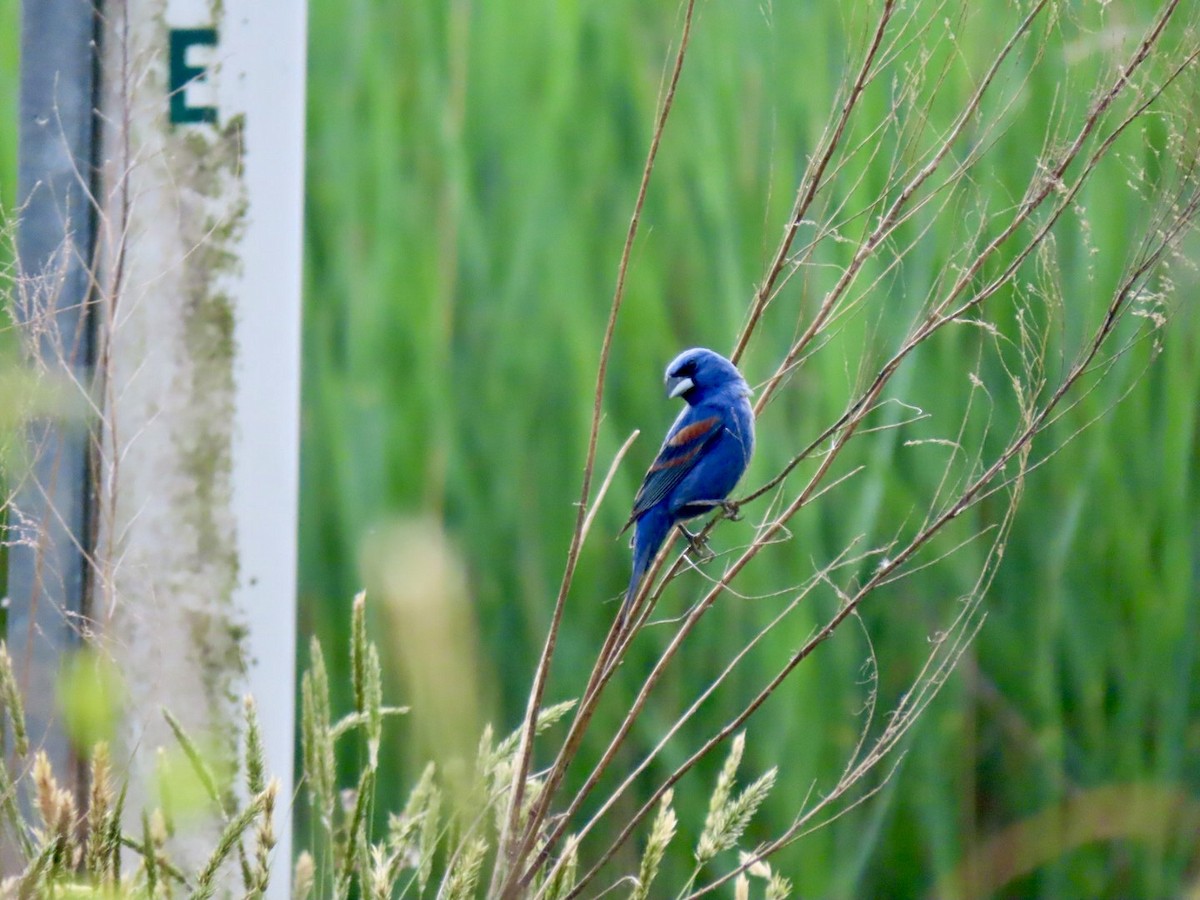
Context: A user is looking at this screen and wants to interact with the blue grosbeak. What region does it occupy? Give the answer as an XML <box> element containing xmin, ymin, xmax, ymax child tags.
<box><xmin>622</xmin><ymin>348</ymin><xmax>755</xmax><ymax>611</ymax></box>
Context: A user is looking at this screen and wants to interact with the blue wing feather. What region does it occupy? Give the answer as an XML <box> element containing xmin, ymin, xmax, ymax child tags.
<box><xmin>623</xmin><ymin>411</ymin><xmax>723</xmax><ymax>531</ymax></box>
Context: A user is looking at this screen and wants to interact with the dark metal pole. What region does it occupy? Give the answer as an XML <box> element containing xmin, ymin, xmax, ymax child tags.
<box><xmin>7</xmin><ymin>0</ymin><xmax>99</xmax><ymax>790</ymax></box>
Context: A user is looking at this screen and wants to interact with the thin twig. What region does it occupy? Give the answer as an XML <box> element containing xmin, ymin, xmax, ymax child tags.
<box><xmin>731</xmin><ymin>0</ymin><xmax>899</xmax><ymax>366</ymax></box>
<box><xmin>494</xmin><ymin>3</ymin><xmax>699</xmax><ymax>895</ymax></box>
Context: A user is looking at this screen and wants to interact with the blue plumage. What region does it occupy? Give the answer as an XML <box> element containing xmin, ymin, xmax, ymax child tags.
<box><xmin>622</xmin><ymin>348</ymin><xmax>755</xmax><ymax>611</ymax></box>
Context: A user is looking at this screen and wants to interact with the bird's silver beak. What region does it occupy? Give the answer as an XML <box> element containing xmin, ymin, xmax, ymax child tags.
<box><xmin>666</xmin><ymin>375</ymin><xmax>694</xmax><ymax>399</ymax></box>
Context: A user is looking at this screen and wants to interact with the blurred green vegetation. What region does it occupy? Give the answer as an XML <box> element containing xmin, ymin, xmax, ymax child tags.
<box><xmin>300</xmin><ymin>0</ymin><xmax>1200</xmax><ymax>894</ymax></box>
<box><xmin>0</xmin><ymin>0</ymin><xmax>1196</xmax><ymax>895</ymax></box>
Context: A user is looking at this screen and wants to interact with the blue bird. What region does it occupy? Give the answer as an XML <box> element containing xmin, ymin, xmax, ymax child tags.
<box><xmin>622</xmin><ymin>348</ymin><xmax>755</xmax><ymax>612</ymax></box>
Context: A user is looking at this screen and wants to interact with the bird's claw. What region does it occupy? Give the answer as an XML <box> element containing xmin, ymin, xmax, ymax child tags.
<box><xmin>679</xmin><ymin>526</ymin><xmax>715</xmax><ymax>563</ymax></box>
<box><xmin>720</xmin><ymin>500</ymin><xmax>742</xmax><ymax>522</ymax></box>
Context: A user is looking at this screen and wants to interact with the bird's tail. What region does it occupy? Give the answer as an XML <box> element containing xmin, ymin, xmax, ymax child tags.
<box><xmin>624</xmin><ymin>508</ymin><xmax>672</xmax><ymax>615</ymax></box>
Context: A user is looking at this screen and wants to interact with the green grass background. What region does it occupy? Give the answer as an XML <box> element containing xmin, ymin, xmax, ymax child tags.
<box><xmin>298</xmin><ymin>2</ymin><xmax>1200</xmax><ymax>895</ymax></box>
<box><xmin>3</xmin><ymin>0</ymin><xmax>1200</xmax><ymax>896</ymax></box>
<box><xmin>298</xmin><ymin>0</ymin><xmax>1200</xmax><ymax>895</ymax></box>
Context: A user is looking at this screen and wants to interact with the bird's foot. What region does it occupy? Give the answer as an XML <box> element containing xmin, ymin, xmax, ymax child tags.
<box><xmin>679</xmin><ymin>525</ymin><xmax>714</xmax><ymax>563</ymax></box>
<box><xmin>720</xmin><ymin>499</ymin><xmax>743</xmax><ymax>522</ymax></box>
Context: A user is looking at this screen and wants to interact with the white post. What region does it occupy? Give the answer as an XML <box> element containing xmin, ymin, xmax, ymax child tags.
<box><xmin>95</xmin><ymin>0</ymin><xmax>306</xmax><ymax>891</ymax></box>
<box><xmin>226</xmin><ymin>3</ymin><xmax>307</xmax><ymax>891</ymax></box>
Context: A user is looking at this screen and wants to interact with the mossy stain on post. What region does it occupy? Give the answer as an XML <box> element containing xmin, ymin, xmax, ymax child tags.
<box><xmin>173</xmin><ymin>107</ymin><xmax>249</xmax><ymax>719</ymax></box>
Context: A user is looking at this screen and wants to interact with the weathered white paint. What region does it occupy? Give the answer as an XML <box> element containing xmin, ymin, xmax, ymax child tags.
<box><xmin>95</xmin><ymin>0</ymin><xmax>305</xmax><ymax>892</ymax></box>
<box><xmin>221</xmin><ymin>2</ymin><xmax>306</xmax><ymax>893</ymax></box>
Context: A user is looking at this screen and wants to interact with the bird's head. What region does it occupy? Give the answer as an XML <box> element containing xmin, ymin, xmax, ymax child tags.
<box><xmin>664</xmin><ymin>347</ymin><xmax>750</xmax><ymax>404</ymax></box>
